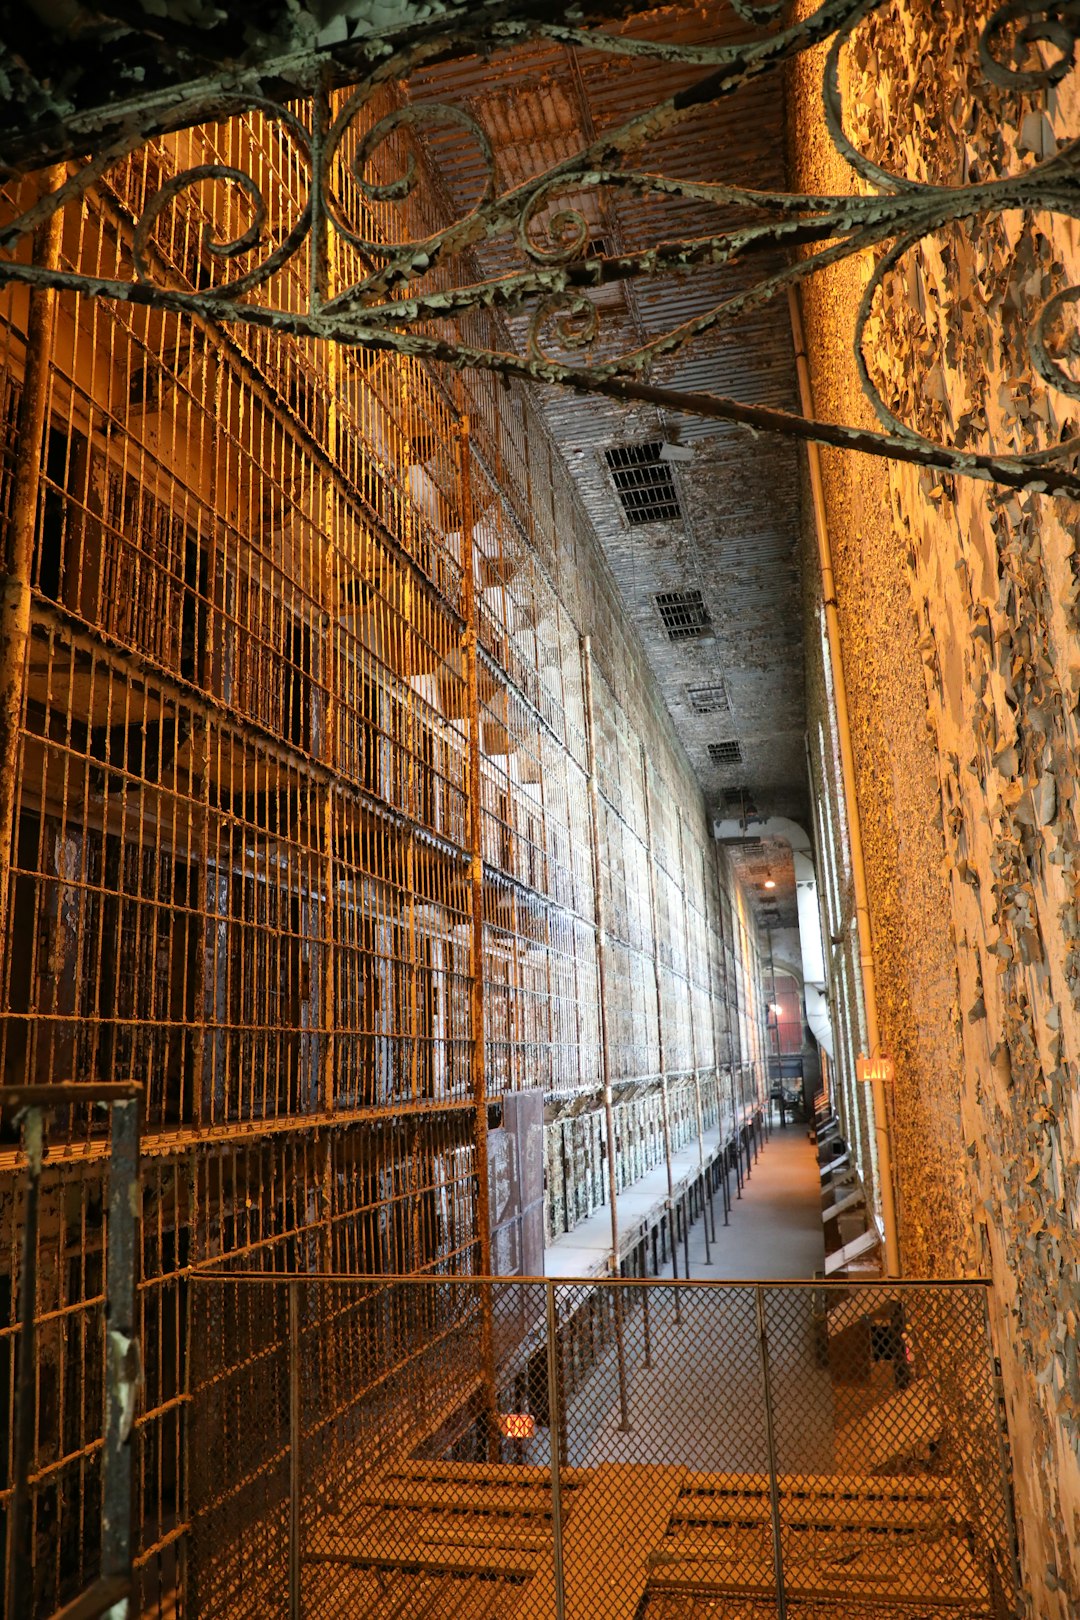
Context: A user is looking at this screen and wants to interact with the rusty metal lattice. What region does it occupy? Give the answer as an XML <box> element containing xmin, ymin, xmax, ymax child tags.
<box><xmin>0</xmin><ymin>65</ymin><xmax>778</xmax><ymax>1615</ymax></box>
<box><xmin>2</xmin><ymin>1084</ymin><xmax>140</xmax><ymax>1620</ymax></box>
<box><xmin>187</xmin><ymin>1275</ymin><xmax>1020</xmax><ymax>1620</ymax></box>
<box><xmin>3</xmin><ymin>3</ymin><xmax>1080</xmax><ymax>495</ymax></box>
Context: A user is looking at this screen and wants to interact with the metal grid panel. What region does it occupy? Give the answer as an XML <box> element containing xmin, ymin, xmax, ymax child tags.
<box><xmin>654</xmin><ymin>591</ymin><xmax>713</xmax><ymax>642</ymax></box>
<box><xmin>604</xmin><ymin>444</ymin><xmax>682</xmax><ymax>527</ymax></box>
<box><xmin>187</xmin><ymin>1277</ymin><xmax>1019</xmax><ymax>1620</ymax></box>
<box><xmin>0</xmin><ymin>80</ymin><xmax>772</xmax><ymax>1612</ymax></box>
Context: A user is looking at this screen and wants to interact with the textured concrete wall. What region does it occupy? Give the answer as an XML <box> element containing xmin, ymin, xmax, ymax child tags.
<box><xmin>793</xmin><ymin>3</ymin><xmax>1080</xmax><ymax>1608</ymax></box>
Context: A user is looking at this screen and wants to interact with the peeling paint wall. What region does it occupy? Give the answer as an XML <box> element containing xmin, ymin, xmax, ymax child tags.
<box><xmin>793</xmin><ymin>2</ymin><xmax>1080</xmax><ymax>1609</ymax></box>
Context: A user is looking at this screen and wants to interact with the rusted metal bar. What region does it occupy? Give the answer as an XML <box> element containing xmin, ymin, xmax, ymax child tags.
<box><xmin>756</xmin><ymin>1284</ymin><xmax>788</xmax><ymax>1620</ymax></box>
<box><xmin>581</xmin><ymin>634</ymin><xmax>629</xmax><ymax>1431</ymax></box>
<box><xmin>102</xmin><ymin>1096</ymin><xmax>141</xmax><ymax>1615</ymax></box>
<box><xmin>544</xmin><ymin>1282</ymin><xmax>567</xmax><ymax>1620</ymax></box>
<box><xmin>641</xmin><ymin>1270</ymin><xmax>652</xmax><ymax>1369</ymax></box>
<box><xmin>0</xmin><ymin>165</ymin><xmax>64</xmax><ymax>1008</ymax></box>
<box><xmin>7</xmin><ymin>1103</ymin><xmax>45</xmax><ymax>1620</ymax></box>
<box><xmin>0</xmin><ymin>1082</ymin><xmax>142</xmax><ymax>1106</ymax></box>
<box><xmin>288</xmin><ymin>1280</ymin><xmax>302</xmax><ymax>1620</ymax></box>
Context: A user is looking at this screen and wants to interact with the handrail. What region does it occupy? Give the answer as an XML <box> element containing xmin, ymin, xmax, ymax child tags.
<box><xmin>188</xmin><ymin>1268</ymin><xmax>992</xmax><ymax>1289</ymax></box>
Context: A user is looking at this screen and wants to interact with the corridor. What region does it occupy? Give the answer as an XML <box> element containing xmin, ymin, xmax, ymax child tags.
<box><xmin>673</xmin><ymin>1122</ymin><xmax>825</xmax><ymax>1282</ymax></box>
<box><xmin>561</xmin><ymin>1122</ymin><xmax>834</xmax><ymax>1477</ymax></box>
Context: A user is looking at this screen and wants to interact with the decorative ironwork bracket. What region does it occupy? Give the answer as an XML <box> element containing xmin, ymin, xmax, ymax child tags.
<box><xmin>3</xmin><ymin>0</ymin><xmax>1080</xmax><ymax>495</ymax></box>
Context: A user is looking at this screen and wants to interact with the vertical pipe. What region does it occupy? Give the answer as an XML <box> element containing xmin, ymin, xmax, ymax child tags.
<box><xmin>767</xmin><ymin>927</ymin><xmax>783</xmax><ymax>1127</ymax></box>
<box><xmin>716</xmin><ymin>848</ymin><xmax>746</xmax><ymax>1198</ymax></box>
<box><xmin>677</xmin><ymin>811</ymin><xmax>712</xmax><ymax>1263</ymax></box>
<box><xmin>102</xmin><ymin>1097</ymin><xmax>141</xmax><ymax>1615</ymax></box>
<box><xmin>788</xmin><ymin>285</ymin><xmax>900</xmax><ymax>1278</ymax></box>
<box><xmin>581</xmin><ymin>635</ymin><xmax>630</xmax><ymax>1428</ymax></box>
<box><xmin>458</xmin><ymin>416</ymin><xmax>498</xmax><ymax>1447</ymax></box>
<box><xmin>738</xmin><ymin>1063</ymin><xmax>751</xmax><ymax>1186</ymax></box>
<box><xmin>756</xmin><ymin>1286</ymin><xmax>787</xmax><ymax>1620</ymax></box>
<box><xmin>320</xmin><ymin>337</ymin><xmax>339</xmax><ymax>1124</ymax></box>
<box><xmin>6</xmin><ymin>1105</ymin><xmax>44</xmax><ymax>1620</ymax></box>
<box><xmin>288</xmin><ymin>1281</ymin><xmax>302</xmax><ymax>1620</ymax></box>
<box><xmin>640</xmin><ymin>747</ymin><xmax>679</xmax><ymax>1297</ymax></box>
<box><xmin>545</xmin><ymin>1283</ymin><xmax>567</xmax><ymax>1620</ymax></box>
<box><xmin>661</xmin><ymin>1077</ymin><xmax>680</xmax><ymax>1318</ymax></box>
<box><xmin>701</xmin><ymin>841</ymin><xmax>724</xmax><ymax>1126</ymax></box>
<box><xmin>0</xmin><ymin>169</ymin><xmax>64</xmax><ymax>1003</ymax></box>
<box><xmin>642</xmin><ymin>1278</ymin><xmax>652</xmax><ymax>1370</ymax></box>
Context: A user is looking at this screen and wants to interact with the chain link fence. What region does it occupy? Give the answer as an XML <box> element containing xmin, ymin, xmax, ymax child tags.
<box><xmin>187</xmin><ymin>1275</ymin><xmax>1019</xmax><ymax>1619</ymax></box>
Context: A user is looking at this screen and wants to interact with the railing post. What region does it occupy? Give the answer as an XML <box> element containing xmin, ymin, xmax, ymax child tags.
<box><xmin>102</xmin><ymin>1096</ymin><xmax>141</xmax><ymax>1618</ymax></box>
<box><xmin>545</xmin><ymin>1283</ymin><xmax>567</xmax><ymax>1620</ymax></box>
<box><xmin>642</xmin><ymin>1279</ymin><xmax>652</xmax><ymax>1370</ymax></box>
<box><xmin>289</xmin><ymin>1281</ymin><xmax>302</xmax><ymax>1620</ymax></box>
<box><xmin>733</xmin><ymin>1067</ymin><xmax>745</xmax><ymax>1196</ymax></box>
<box><xmin>6</xmin><ymin>1104</ymin><xmax>44</xmax><ymax>1620</ymax></box>
<box><xmin>755</xmin><ymin>1286</ymin><xmax>787</xmax><ymax>1620</ymax></box>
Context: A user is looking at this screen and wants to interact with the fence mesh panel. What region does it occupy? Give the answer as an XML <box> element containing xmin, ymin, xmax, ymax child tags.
<box><xmin>188</xmin><ymin>1278</ymin><xmax>1017</xmax><ymax>1619</ymax></box>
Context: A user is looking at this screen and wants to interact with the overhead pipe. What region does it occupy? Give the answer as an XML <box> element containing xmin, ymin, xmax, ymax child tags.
<box><xmin>788</xmin><ymin>285</ymin><xmax>901</xmax><ymax>1278</ymax></box>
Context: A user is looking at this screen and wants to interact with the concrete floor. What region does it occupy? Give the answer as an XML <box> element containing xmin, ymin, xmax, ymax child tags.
<box><xmin>556</xmin><ymin>1123</ymin><xmax>834</xmax><ymax>1475</ymax></box>
<box><xmin>676</xmin><ymin>1117</ymin><xmax>826</xmax><ymax>1282</ymax></box>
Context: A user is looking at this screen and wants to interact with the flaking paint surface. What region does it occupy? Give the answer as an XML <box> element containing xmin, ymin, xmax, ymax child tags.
<box><xmin>793</xmin><ymin>2</ymin><xmax>1080</xmax><ymax>1608</ymax></box>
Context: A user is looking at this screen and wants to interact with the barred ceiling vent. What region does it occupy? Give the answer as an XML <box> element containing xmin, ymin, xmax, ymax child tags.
<box><xmin>606</xmin><ymin>442</ymin><xmax>682</xmax><ymax>525</ymax></box>
<box><xmin>687</xmin><ymin>682</ymin><xmax>729</xmax><ymax>715</ymax></box>
<box><xmin>708</xmin><ymin>740</ymin><xmax>742</xmax><ymax>766</ymax></box>
<box><xmin>654</xmin><ymin>588</ymin><xmax>711</xmax><ymax>641</ymax></box>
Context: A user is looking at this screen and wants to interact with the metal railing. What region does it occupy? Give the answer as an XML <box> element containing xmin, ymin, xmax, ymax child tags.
<box><xmin>2</xmin><ymin>1083</ymin><xmax>141</xmax><ymax>1620</ymax></box>
<box><xmin>186</xmin><ymin>1274</ymin><xmax>1020</xmax><ymax>1619</ymax></box>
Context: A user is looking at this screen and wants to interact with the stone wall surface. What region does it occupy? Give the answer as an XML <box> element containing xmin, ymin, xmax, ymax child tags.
<box><xmin>793</xmin><ymin>2</ymin><xmax>1080</xmax><ymax>1609</ymax></box>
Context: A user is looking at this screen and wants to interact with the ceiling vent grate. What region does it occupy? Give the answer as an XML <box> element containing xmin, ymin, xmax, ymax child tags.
<box><xmin>654</xmin><ymin>588</ymin><xmax>711</xmax><ymax>641</ymax></box>
<box><xmin>605</xmin><ymin>442</ymin><xmax>682</xmax><ymax>525</ymax></box>
<box><xmin>708</xmin><ymin>740</ymin><xmax>742</xmax><ymax>766</ymax></box>
<box><xmin>687</xmin><ymin>683</ymin><xmax>729</xmax><ymax>715</ymax></box>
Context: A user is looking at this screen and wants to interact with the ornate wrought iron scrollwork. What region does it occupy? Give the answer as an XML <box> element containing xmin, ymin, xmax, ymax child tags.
<box><xmin>2</xmin><ymin>0</ymin><xmax>1080</xmax><ymax>494</ymax></box>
